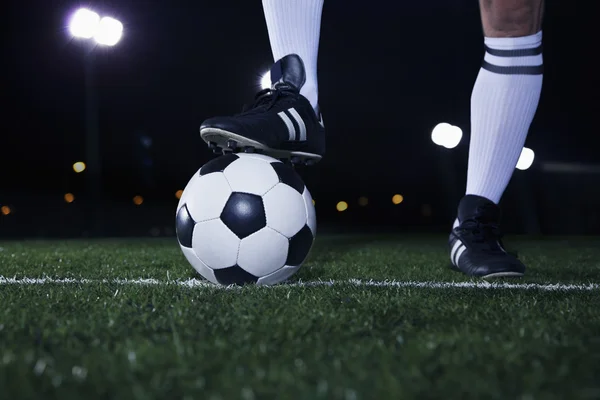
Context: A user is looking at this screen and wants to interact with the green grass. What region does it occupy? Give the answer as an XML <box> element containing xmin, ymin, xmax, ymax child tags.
<box><xmin>0</xmin><ymin>235</ymin><xmax>599</xmax><ymax>399</ymax></box>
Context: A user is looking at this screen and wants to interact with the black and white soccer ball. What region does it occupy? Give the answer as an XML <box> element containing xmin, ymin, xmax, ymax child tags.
<box><xmin>176</xmin><ymin>153</ymin><xmax>317</xmax><ymax>285</ymax></box>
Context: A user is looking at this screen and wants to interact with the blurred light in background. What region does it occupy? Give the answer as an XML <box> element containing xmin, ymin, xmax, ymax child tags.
<box><xmin>69</xmin><ymin>8</ymin><xmax>123</xmax><ymax>46</ymax></box>
<box><xmin>392</xmin><ymin>194</ymin><xmax>404</xmax><ymax>205</ymax></box>
<box><xmin>260</xmin><ymin>71</ymin><xmax>271</xmax><ymax>90</ymax></box>
<box><xmin>336</xmin><ymin>201</ymin><xmax>348</xmax><ymax>212</ymax></box>
<box><xmin>312</xmin><ymin>199</ymin><xmax>315</xmax><ymax>206</ymax></box>
<box><xmin>73</xmin><ymin>162</ymin><xmax>86</xmax><ymax>173</ymax></box>
<box><xmin>1</xmin><ymin>206</ymin><xmax>11</xmax><ymax>216</ymax></box>
<box><xmin>175</xmin><ymin>190</ymin><xmax>183</xmax><ymax>199</ymax></box>
<box><xmin>421</xmin><ymin>204</ymin><xmax>432</xmax><ymax>217</ymax></box>
<box><xmin>64</xmin><ymin>193</ymin><xmax>75</xmax><ymax>203</ymax></box>
<box><xmin>516</xmin><ymin>147</ymin><xmax>535</xmax><ymax>170</ymax></box>
<box><xmin>431</xmin><ymin>123</ymin><xmax>462</xmax><ymax>149</ymax></box>
<box><xmin>69</xmin><ymin>8</ymin><xmax>100</xmax><ymax>39</ymax></box>
<box><xmin>95</xmin><ymin>17</ymin><xmax>123</xmax><ymax>46</ymax></box>
<box><xmin>133</xmin><ymin>196</ymin><xmax>144</xmax><ymax>206</ymax></box>
<box><xmin>358</xmin><ymin>196</ymin><xmax>369</xmax><ymax>206</ymax></box>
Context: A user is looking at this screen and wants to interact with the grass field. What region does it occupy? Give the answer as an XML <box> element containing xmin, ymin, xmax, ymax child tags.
<box><xmin>1</xmin><ymin>234</ymin><xmax>599</xmax><ymax>399</ymax></box>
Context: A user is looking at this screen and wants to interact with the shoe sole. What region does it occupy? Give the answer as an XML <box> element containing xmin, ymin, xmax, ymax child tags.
<box><xmin>448</xmin><ymin>264</ymin><xmax>524</xmax><ymax>279</ymax></box>
<box><xmin>482</xmin><ymin>271</ymin><xmax>524</xmax><ymax>279</ymax></box>
<box><xmin>200</xmin><ymin>127</ymin><xmax>322</xmax><ymax>166</ymax></box>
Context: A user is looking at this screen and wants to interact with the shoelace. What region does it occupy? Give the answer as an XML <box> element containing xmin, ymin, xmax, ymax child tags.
<box><xmin>457</xmin><ymin>217</ymin><xmax>518</xmax><ymax>258</ymax></box>
<box><xmin>458</xmin><ymin>219</ymin><xmax>502</xmax><ymax>245</ymax></box>
<box><xmin>456</xmin><ymin>204</ymin><xmax>507</xmax><ymax>253</ymax></box>
<box><xmin>240</xmin><ymin>85</ymin><xmax>298</xmax><ymax>114</ymax></box>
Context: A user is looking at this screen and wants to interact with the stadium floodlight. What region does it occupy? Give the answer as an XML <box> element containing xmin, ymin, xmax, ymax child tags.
<box><xmin>431</xmin><ymin>123</ymin><xmax>450</xmax><ymax>146</ymax></box>
<box><xmin>444</xmin><ymin>125</ymin><xmax>463</xmax><ymax>149</ymax></box>
<box><xmin>67</xmin><ymin>8</ymin><xmax>123</xmax><ymax>235</ymax></box>
<box><xmin>431</xmin><ymin>123</ymin><xmax>463</xmax><ymax>149</ymax></box>
<box><xmin>69</xmin><ymin>8</ymin><xmax>123</xmax><ymax>46</ymax></box>
<box><xmin>260</xmin><ymin>71</ymin><xmax>271</xmax><ymax>90</ymax></box>
<box><xmin>516</xmin><ymin>147</ymin><xmax>535</xmax><ymax>170</ymax></box>
<box><xmin>94</xmin><ymin>17</ymin><xmax>123</xmax><ymax>46</ymax></box>
<box><xmin>69</xmin><ymin>8</ymin><xmax>100</xmax><ymax>39</ymax></box>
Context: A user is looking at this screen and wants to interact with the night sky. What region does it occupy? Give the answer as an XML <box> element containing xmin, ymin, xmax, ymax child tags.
<box><xmin>3</xmin><ymin>0</ymin><xmax>596</xmax><ymax>204</ymax></box>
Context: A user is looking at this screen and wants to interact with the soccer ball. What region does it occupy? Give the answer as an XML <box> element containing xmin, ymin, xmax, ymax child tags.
<box><xmin>176</xmin><ymin>153</ymin><xmax>317</xmax><ymax>285</ymax></box>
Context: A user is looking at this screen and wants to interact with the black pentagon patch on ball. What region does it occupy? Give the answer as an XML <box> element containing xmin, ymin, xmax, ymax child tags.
<box><xmin>175</xmin><ymin>204</ymin><xmax>195</xmax><ymax>247</ymax></box>
<box><xmin>270</xmin><ymin>162</ymin><xmax>305</xmax><ymax>194</ymax></box>
<box><xmin>213</xmin><ymin>265</ymin><xmax>258</xmax><ymax>285</ymax></box>
<box><xmin>199</xmin><ymin>154</ymin><xmax>239</xmax><ymax>176</ymax></box>
<box><xmin>286</xmin><ymin>224</ymin><xmax>314</xmax><ymax>266</ymax></box>
<box><xmin>221</xmin><ymin>192</ymin><xmax>266</xmax><ymax>239</ymax></box>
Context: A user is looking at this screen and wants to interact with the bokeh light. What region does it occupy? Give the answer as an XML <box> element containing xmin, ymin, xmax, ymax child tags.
<box><xmin>175</xmin><ymin>190</ymin><xmax>183</xmax><ymax>199</ymax></box>
<box><xmin>64</xmin><ymin>193</ymin><xmax>75</xmax><ymax>203</ymax></box>
<box><xmin>516</xmin><ymin>147</ymin><xmax>535</xmax><ymax>170</ymax></box>
<box><xmin>72</xmin><ymin>162</ymin><xmax>86</xmax><ymax>173</ymax></box>
<box><xmin>336</xmin><ymin>201</ymin><xmax>348</xmax><ymax>212</ymax></box>
<box><xmin>358</xmin><ymin>196</ymin><xmax>369</xmax><ymax>206</ymax></box>
<box><xmin>260</xmin><ymin>71</ymin><xmax>271</xmax><ymax>90</ymax></box>
<box><xmin>421</xmin><ymin>204</ymin><xmax>432</xmax><ymax>217</ymax></box>
<box><xmin>431</xmin><ymin>123</ymin><xmax>463</xmax><ymax>149</ymax></box>
<box><xmin>133</xmin><ymin>195</ymin><xmax>144</xmax><ymax>206</ymax></box>
<box><xmin>1</xmin><ymin>206</ymin><xmax>11</xmax><ymax>215</ymax></box>
<box><xmin>392</xmin><ymin>194</ymin><xmax>404</xmax><ymax>205</ymax></box>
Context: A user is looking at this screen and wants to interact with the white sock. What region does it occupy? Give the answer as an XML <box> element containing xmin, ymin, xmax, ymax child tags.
<box><xmin>262</xmin><ymin>0</ymin><xmax>323</xmax><ymax>112</ymax></box>
<box><xmin>466</xmin><ymin>31</ymin><xmax>544</xmax><ymax>204</ymax></box>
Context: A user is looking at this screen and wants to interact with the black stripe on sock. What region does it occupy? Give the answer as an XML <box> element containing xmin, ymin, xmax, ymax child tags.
<box><xmin>482</xmin><ymin>61</ymin><xmax>544</xmax><ymax>75</ymax></box>
<box><xmin>485</xmin><ymin>44</ymin><xmax>542</xmax><ymax>57</ymax></box>
<box><xmin>284</xmin><ymin>110</ymin><xmax>300</xmax><ymax>141</ymax></box>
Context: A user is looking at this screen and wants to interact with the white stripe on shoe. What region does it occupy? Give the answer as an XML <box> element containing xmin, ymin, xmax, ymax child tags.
<box><xmin>287</xmin><ymin>108</ymin><xmax>307</xmax><ymax>141</ymax></box>
<box><xmin>454</xmin><ymin>244</ymin><xmax>466</xmax><ymax>266</ymax></box>
<box><xmin>450</xmin><ymin>240</ymin><xmax>463</xmax><ymax>266</ymax></box>
<box><xmin>277</xmin><ymin>111</ymin><xmax>295</xmax><ymax>141</ymax></box>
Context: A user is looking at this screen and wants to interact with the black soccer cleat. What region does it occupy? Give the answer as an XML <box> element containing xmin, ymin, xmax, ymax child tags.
<box><xmin>200</xmin><ymin>54</ymin><xmax>325</xmax><ymax>166</ymax></box>
<box><xmin>448</xmin><ymin>195</ymin><xmax>525</xmax><ymax>278</ymax></box>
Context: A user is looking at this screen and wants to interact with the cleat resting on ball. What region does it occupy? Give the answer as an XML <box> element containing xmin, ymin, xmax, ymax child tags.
<box><xmin>200</xmin><ymin>54</ymin><xmax>325</xmax><ymax>165</ymax></box>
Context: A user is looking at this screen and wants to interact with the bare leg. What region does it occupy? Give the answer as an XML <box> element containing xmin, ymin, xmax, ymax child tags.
<box><xmin>479</xmin><ymin>0</ymin><xmax>544</xmax><ymax>37</ymax></box>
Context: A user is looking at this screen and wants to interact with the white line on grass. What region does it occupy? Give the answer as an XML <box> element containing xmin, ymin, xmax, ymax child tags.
<box><xmin>0</xmin><ymin>276</ymin><xmax>598</xmax><ymax>291</ymax></box>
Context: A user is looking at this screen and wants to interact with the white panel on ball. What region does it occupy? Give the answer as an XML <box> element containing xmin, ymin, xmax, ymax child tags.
<box><xmin>256</xmin><ymin>264</ymin><xmax>301</xmax><ymax>285</ymax></box>
<box><xmin>192</xmin><ymin>219</ymin><xmax>240</xmax><ymax>269</ymax></box>
<box><xmin>263</xmin><ymin>183</ymin><xmax>307</xmax><ymax>238</ymax></box>
<box><xmin>223</xmin><ymin>156</ymin><xmax>279</xmax><ymax>196</ymax></box>
<box><xmin>185</xmin><ymin>172</ymin><xmax>232</xmax><ymax>222</ymax></box>
<box><xmin>180</xmin><ymin>246</ymin><xmax>218</xmax><ymax>284</ymax></box>
<box><xmin>302</xmin><ymin>187</ymin><xmax>317</xmax><ymax>236</ymax></box>
<box><xmin>177</xmin><ymin>172</ymin><xmax>200</xmax><ymax>212</ymax></box>
<box><xmin>237</xmin><ymin>227</ymin><xmax>289</xmax><ymax>277</ymax></box>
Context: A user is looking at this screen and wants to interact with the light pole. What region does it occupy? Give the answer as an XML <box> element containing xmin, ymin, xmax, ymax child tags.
<box><xmin>68</xmin><ymin>8</ymin><xmax>123</xmax><ymax>236</ymax></box>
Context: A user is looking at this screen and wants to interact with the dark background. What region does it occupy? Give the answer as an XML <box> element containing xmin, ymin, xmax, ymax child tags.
<box><xmin>1</xmin><ymin>0</ymin><xmax>598</xmax><ymax>238</ymax></box>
